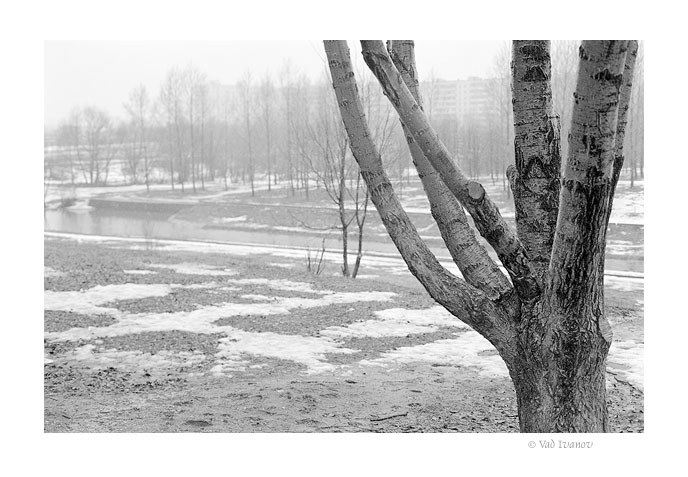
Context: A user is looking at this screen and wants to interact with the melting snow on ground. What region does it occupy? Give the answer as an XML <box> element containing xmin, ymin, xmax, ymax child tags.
<box><xmin>149</xmin><ymin>262</ymin><xmax>237</xmax><ymax>276</ymax></box>
<box><xmin>44</xmin><ymin>283</ymin><xmax>175</xmax><ymax>316</ymax></box>
<box><xmin>214</xmin><ymin>330</ymin><xmax>358</xmax><ymax>375</ymax></box>
<box><xmin>608</xmin><ymin>340</ymin><xmax>644</xmax><ymax>390</ymax></box>
<box><xmin>70</xmin><ymin>344</ymin><xmax>207</xmax><ymax>373</ymax></box>
<box><xmin>45</xmin><ymin>279</ymin><xmax>395</xmax><ymax>373</ymax></box>
<box><xmin>44</xmin><ymin>266</ymin><xmax>64</xmax><ymax>278</ymax></box>
<box><xmin>213</xmin><ymin>215</ymin><xmax>247</xmax><ymax>224</ymax></box>
<box><xmin>360</xmin><ymin>331</ymin><xmax>509</xmax><ymax>378</ymax></box>
<box><xmin>225</xmin><ymin>278</ymin><xmax>326</xmax><ymax>294</ymax></box>
<box><xmin>321</xmin><ymin>306</ymin><xmax>464</xmax><ymax>339</ymax></box>
<box><xmin>605</xmin><ymin>276</ymin><xmax>644</xmax><ymax>293</ymax></box>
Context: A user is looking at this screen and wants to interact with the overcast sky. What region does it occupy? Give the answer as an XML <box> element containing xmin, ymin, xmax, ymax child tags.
<box><xmin>44</xmin><ymin>40</ymin><xmax>506</xmax><ymax>128</ymax></box>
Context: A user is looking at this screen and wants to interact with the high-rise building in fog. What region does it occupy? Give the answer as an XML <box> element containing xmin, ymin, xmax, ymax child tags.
<box><xmin>421</xmin><ymin>77</ymin><xmax>494</xmax><ymax>127</ymax></box>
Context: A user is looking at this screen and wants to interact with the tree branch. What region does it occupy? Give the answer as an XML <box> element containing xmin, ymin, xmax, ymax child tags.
<box><xmin>548</xmin><ymin>40</ymin><xmax>629</xmax><ymax>340</ymax></box>
<box><xmin>606</xmin><ymin>40</ymin><xmax>639</xmax><ymax>226</ymax></box>
<box><xmin>359</xmin><ymin>40</ymin><xmax>539</xmax><ymax>302</ymax></box>
<box><xmin>324</xmin><ymin>40</ymin><xmax>516</xmax><ymax>354</ymax></box>
<box><xmin>387</xmin><ymin>40</ymin><xmax>513</xmax><ymax>303</ymax></box>
<box><xmin>511</xmin><ymin>40</ymin><xmax>561</xmax><ymax>282</ymax></box>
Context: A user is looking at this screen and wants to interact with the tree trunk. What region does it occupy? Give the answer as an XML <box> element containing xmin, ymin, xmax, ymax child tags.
<box><xmin>325</xmin><ymin>39</ymin><xmax>633</xmax><ymax>433</ymax></box>
<box><xmin>510</xmin><ymin>343</ymin><xmax>609</xmax><ymax>432</ymax></box>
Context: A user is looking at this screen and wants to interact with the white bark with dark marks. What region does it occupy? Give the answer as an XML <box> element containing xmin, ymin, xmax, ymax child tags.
<box><xmin>510</xmin><ymin>40</ymin><xmax>561</xmax><ymax>283</ymax></box>
<box><xmin>387</xmin><ymin>40</ymin><xmax>513</xmax><ymax>303</ymax></box>
<box><xmin>359</xmin><ymin>40</ymin><xmax>539</xmax><ymax>302</ymax></box>
<box><xmin>324</xmin><ymin>40</ymin><xmax>517</xmax><ymax>355</ymax></box>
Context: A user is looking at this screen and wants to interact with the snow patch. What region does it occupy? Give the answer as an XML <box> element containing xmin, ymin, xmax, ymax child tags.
<box><xmin>215</xmin><ymin>330</ymin><xmax>357</xmax><ymax>375</ymax></box>
<box><xmin>66</xmin><ymin>200</ymin><xmax>94</xmax><ymax>211</ymax></box>
<box><xmin>123</xmin><ymin>269</ymin><xmax>158</xmax><ymax>275</ymax></box>
<box><xmin>44</xmin><ymin>283</ymin><xmax>175</xmax><ymax>316</ymax></box>
<box><xmin>605</xmin><ymin>276</ymin><xmax>644</xmax><ymax>292</ymax></box>
<box><xmin>44</xmin><ymin>266</ymin><xmax>64</xmax><ymax>278</ymax></box>
<box><xmin>267</xmin><ymin>262</ymin><xmax>295</xmax><ymax>269</ymax></box>
<box><xmin>45</xmin><ymin>291</ymin><xmax>395</xmax><ymax>342</ymax></box>
<box><xmin>608</xmin><ymin>340</ymin><xmax>644</xmax><ymax>391</ymax></box>
<box><xmin>225</xmin><ymin>278</ymin><xmax>326</xmax><ymax>294</ymax></box>
<box><xmin>360</xmin><ymin>330</ymin><xmax>509</xmax><ymax>378</ymax></box>
<box><xmin>149</xmin><ymin>262</ymin><xmax>237</xmax><ymax>276</ymax></box>
<box><xmin>321</xmin><ymin>306</ymin><xmax>464</xmax><ymax>339</ymax></box>
<box><xmin>214</xmin><ymin>215</ymin><xmax>247</xmax><ymax>224</ymax></box>
<box><xmin>70</xmin><ymin>344</ymin><xmax>206</xmax><ymax>373</ymax></box>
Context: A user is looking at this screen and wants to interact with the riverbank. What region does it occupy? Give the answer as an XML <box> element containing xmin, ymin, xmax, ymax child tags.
<box><xmin>44</xmin><ymin>176</ymin><xmax>645</xmax><ymax>269</ymax></box>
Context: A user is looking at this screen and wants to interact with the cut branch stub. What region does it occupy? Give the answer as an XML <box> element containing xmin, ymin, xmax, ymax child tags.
<box><xmin>323</xmin><ymin>40</ymin><xmax>517</xmax><ymax>355</ymax></box>
<box><xmin>360</xmin><ymin>40</ymin><xmax>539</xmax><ymax>302</ymax></box>
<box><xmin>386</xmin><ymin>40</ymin><xmax>513</xmax><ymax>303</ymax></box>
<box><xmin>467</xmin><ymin>182</ymin><xmax>485</xmax><ymax>201</ymax></box>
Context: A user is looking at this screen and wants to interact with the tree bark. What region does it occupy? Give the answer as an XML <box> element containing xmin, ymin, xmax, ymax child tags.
<box><xmin>510</xmin><ymin>40</ymin><xmax>561</xmax><ymax>283</ymax></box>
<box><xmin>324</xmin><ymin>40</ymin><xmax>516</xmax><ymax>354</ymax></box>
<box><xmin>541</xmin><ymin>40</ymin><xmax>630</xmax><ymax>431</ymax></box>
<box><xmin>359</xmin><ymin>40</ymin><xmax>539</xmax><ymax>302</ymax></box>
<box><xmin>387</xmin><ymin>40</ymin><xmax>513</xmax><ymax>302</ymax></box>
<box><xmin>326</xmin><ymin>39</ymin><xmax>636</xmax><ymax>433</ymax></box>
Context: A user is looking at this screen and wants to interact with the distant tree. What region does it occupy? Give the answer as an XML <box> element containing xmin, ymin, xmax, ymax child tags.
<box><xmin>239</xmin><ymin>71</ymin><xmax>256</xmax><ymax>196</ymax></box>
<box><xmin>80</xmin><ymin>106</ymin><xmax>117</xmax><ymax>185</ymax></box>
<box><xmin>260</xmin><ymin>72</ymin><xmax>275</xmax><ymax>191</ymax></box>
<box><xmin>279</xmin><ymin>60</ymin><xmax>297</xmax><ymax>195</ymax></box>
<box><xmin>56</xmin><ymin>108</ymin><xmax>82</xmax><ymax>185</ymax></box>
<box><xmin>124</xmin><ymin>84</ymin><xmax>153</xmax><ymax>190</ymax></box>
<box><xmin>219</xmin><ymin>90</ymin><xmax>238</xmax><ymax>190</ymax></box>
<box><xmin>159</xmin><ymin>68</ymin><xmax>187</xmax><ymax>191</ymax></box>
<box><xmin>298</xmin><ymin>77</ymin><xmax>376</xmax><ymax>278</ymax></box>
<box><xmin>292</xmin><ymin>74</ymin><xmax>313</xmax><ymax>199</ymax></box>
<box><xmin>182</xmin><ymin>65</ymin><xmax>207</xmax><ymax>193</ymax></box>
<box><xmin>488</xmin><ymin>40</ymin><xmax>514</xmax><ymax>192</ymax></box>
<box><xmin>326</xmin><ymin>39</ymin><xmax>637</xmax><ymax>432</ymax></box>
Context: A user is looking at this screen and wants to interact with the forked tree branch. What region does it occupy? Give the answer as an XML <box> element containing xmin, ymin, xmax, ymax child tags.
<box><xmin>359</xmin><ymin>40</ymin><xmax>539</xmax><ymax>302</ymax></box>
<box><xmin>596</xmin><ymin>40</ymin><xmax>639</xmax><ymax>305</ymax></box>
<box><xmin>387</xmin><ymin>40</ymin><xmax>513</xmax><ymax>303</ymax></box>
<box><xmin>510</xmin><ymin>40</ymin><xmax>561</xmax><ymax>283</ymax></box>
<box><xmin>606</xmin><ymin>40</ymin><xmax>639</xmax><ymax>226</ymax></box>
<box><xmin>323</xmin><ymin>40</ymin><xmax>516</xmax><ymax>353</ymax></box>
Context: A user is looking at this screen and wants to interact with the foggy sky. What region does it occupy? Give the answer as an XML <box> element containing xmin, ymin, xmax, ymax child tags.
<box><xmin>44</xmin><ymin>40</ymin><xmax>506</xmax><ymax>128</ymax></box>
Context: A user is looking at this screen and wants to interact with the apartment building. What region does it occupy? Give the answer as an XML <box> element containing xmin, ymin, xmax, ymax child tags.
<box><xmin>421</xmin><ymin>76</ymin><xmax>495</xmax><ymax>127</ymax></box>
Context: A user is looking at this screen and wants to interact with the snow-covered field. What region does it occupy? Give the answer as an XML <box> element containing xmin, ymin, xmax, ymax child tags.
<box><xmin>44</xmin><ymin>232</ymin><xmax>644</xmax><ymax>390</ymax></box>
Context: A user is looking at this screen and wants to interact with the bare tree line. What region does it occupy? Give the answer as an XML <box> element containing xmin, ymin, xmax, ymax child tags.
<box><xmin>45</xmin><ymin>44</ymin><xmax>644</xmax><ymax>194</ymax></box>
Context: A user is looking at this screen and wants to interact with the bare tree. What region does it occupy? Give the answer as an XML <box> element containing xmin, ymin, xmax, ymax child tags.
<box><xmin>124</xmin><ymin>84</ymin><xmax>152</xmax><ymax>191</ymax></box>
<box><xmin>260</xmin><ymin>72</ymin><xmax>275</xmax><ymax>191</ymax></box>
<box><xmin>159</xmin><ymin>68</ymin><xmax>187</xmax><ymax>191</ymax></box>
<box><xmin>300</xmin><ymin>81</ymin><xmax>355</xmax><ymax>275</ymax></box>
<box><xmin>325</xmin><ymin>39</ymin><xmax>636</xmax><ymax>432</ymax></box>
<box><xmin>279</xmin><ymin>60</ymin><xmax>297</xmax><ymax>195</ymax></box>
<box><xmin>239</xmin><ymin>71</ymin><xmax>256</xmax><ymax>196</ymax></box>
<box><xmin>80</xmin><ymin>106</ymin><xmax>117</xmax><ymax>185</ymax></box>
<box><xmin>56</xmin><ymin>108</ymin><xmax>82</xmax><ymax>185</ymax></box>
<box><xmin>488</xmin><ymin>40</ymin><xmax>514</xmax><ymax>192</ymax></box>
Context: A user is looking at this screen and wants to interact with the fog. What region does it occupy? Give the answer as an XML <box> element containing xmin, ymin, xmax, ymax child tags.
<box><xmin>44</xmin><ymin>40</ymin><xmax>505</xmax><ymax>127</ymax></box>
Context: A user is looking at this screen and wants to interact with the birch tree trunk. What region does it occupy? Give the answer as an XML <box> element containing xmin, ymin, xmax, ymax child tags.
<box><xmin>325</xmin><ymin>39</ymin><xmax>634</xmax><ymax>433</ymax></box>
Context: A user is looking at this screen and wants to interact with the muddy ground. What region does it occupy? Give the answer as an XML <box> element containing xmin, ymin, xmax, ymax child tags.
<box><xmin>44</xmin><ymin>235</ymin><xmax>644</xmax><ymax>432</ymax></box>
